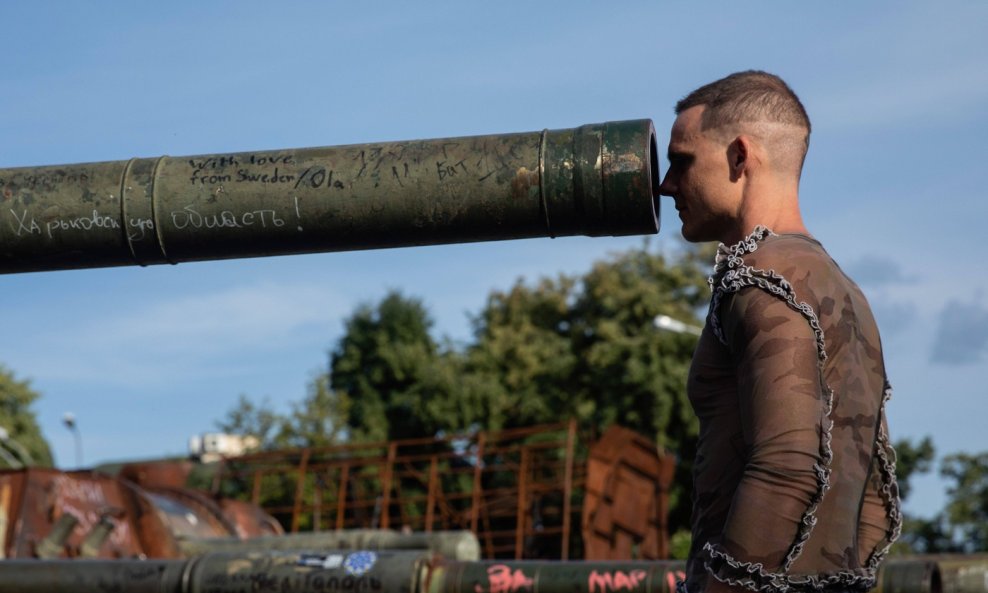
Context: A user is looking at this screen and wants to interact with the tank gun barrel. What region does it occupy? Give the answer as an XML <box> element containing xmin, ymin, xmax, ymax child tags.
<box><xmin>0</xmin><ymin>120</ymin><xmax>659</xmax><ymax>274</ymax></box>
<box><xmin>0</xmin><ymin>554</ymin><xmax>951</xmax><ymax>593</ymax></box>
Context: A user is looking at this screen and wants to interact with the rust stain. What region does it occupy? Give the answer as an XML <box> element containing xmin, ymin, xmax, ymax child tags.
<box><xmin>41</xmin><ymin>205</ymin><xmax>61</xmax><ymax>222</ymax></box>
<box><xmin>510</xmin><ymin>167</ymin><xmax>539</xmax><ymax>201</ymax></box>
<box><xmin>604</xmin><ymin>151</ymin><xmax>643</xmax><ymax>175</ymax></box>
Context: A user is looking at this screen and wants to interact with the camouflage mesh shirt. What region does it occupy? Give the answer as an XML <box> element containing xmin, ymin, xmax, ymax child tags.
<box><xmin>683</xmin><ymin>227</ymin><xmax>901</xmax><ymax>593</ymax></box>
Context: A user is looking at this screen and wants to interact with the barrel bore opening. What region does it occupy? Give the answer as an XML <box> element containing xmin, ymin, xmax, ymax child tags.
<box><xmin>649</xmin><ymin>131</ymin><xmax>661</xmax><ymax>203</ymax></box>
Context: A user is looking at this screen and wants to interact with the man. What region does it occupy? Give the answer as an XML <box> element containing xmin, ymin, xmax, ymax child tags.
<box><xmin>658</xmin><ymin>71</ymin><xmax>900</xmax><ymax>593</ymax></box>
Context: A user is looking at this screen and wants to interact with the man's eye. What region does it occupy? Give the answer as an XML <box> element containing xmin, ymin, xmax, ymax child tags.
<box><xmin>669</xmin><ymin>155</ymin><xmax>692</xmax><ymax>168</ymax></box>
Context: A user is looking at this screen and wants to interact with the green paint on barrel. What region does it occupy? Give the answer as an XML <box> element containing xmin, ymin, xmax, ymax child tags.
<box><xmin>0</xmin><ymin>120</ymin><xmax>659</xmax><ymax>274</ymax></box>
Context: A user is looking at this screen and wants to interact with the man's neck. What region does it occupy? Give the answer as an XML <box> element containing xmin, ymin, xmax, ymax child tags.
<box><xmin>722</xmin><ymin>186</ymin><xmax>808</xmax><ymax>245</ymax></box>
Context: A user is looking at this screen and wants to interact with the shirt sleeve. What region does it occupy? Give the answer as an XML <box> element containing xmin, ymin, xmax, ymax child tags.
<box><xmin>716</xmin><ymin>285</ymin><xmax>827</xmax><ymax>570</ymax></box>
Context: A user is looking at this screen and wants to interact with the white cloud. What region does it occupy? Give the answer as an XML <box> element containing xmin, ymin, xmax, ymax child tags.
<box><xmin>931</xmin><ymin>298</ymin><xmax>988</xmax><ymax>365</ymax></box>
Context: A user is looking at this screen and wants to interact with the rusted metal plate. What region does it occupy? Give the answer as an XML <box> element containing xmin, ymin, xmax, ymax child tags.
<box><xmin>582</xmin><ymin>425</ymin><xmax>675</xmax><ymax>560</ymax></box>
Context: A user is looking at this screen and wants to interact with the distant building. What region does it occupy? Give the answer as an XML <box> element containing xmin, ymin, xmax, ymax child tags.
<box><xmin>188</xmin><ymin>433</ymin><xmax>260</xmax><ymax>463</ymax></box>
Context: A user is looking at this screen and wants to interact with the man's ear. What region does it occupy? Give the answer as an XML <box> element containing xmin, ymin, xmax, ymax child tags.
<box><xmin>727</xmin><ymin>136</ymin><xmax>751</xmax><ymax>182</ymax></box>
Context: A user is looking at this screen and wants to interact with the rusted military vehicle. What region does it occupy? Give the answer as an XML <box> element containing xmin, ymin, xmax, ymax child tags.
<box><xmin>0</xmin><ymin>460</ymin><xmax>282</xmax><ymax>560</ymax></box>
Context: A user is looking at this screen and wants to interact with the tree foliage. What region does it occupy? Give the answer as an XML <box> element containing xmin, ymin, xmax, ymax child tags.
<box><xmin>315</xmin><ymin>244</ymin><xmax>713</xmax><ymax>448</ymax></box>
<box><xmin>215</xmin><ymin>394</ymin><xmax>282</xmax><ymax>448</ymax></box>
<box><xmin>219</xmin><ymin>242</ymin><xmax>712</xmax><ymax>534</ymax></box>
<box><xmin>216</xmin><ymin>376</ymin><xmax>351</xmax><ymax>451</ymax></box>
<box><xmin>461</xmin><ymin>245</ymin><xmax>711</xmax><ymax>438</ymax></box>
<box><xmin>894</xmin><ymin>436</ymin><xmax>935</xmax><ymax>502</ymax></box>
<box><xmin>461</xmin><ymin>245</ymin><xmax>710</xmax><ymax>530</ymax></box>
<box><xmin>891</xmin><ymin>436</ymin><xmax>988</xmax><ymax>554</ymax></box>
<box><xmin>940</xmin><ymin>451</ymin><xmax>988</xmax><ymax>552</ymax></box>
<box><xmin>278</xmin><ymin>375</ymin><xmax>351</xmax><ymax>449</ymax></box>
<box><xmin>328</xmin><ymin>291</ymin><xmax>492</xmax><ymax>442</ymax></box>
<box><xmin>0</xmin><ymin>364</ymin><xmax>53</xmax><ymax>468</ymax></box>
<box><xmin>319</xmin><ymin>243</ymin><xmax>712</xmax><ymax>533</ymax></box>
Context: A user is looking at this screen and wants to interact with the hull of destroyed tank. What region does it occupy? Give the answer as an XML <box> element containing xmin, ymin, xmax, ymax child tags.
<box><xmin>0</xmin><ymin>461</ymin><xmax>283</xmax><ymax>559</ymax></box>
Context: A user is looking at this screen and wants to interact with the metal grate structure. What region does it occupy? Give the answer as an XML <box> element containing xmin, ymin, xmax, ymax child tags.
<box><xmin>212</xmin><ymin>421</ymin><xmax>583</xmax><ymax>559</ymax></box>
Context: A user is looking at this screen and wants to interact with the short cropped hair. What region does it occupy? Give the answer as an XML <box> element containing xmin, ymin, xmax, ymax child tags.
<box><xmin>676</xmin><ymin>70</ymin><xmax>811</xmax><ymax>175</ymax></box>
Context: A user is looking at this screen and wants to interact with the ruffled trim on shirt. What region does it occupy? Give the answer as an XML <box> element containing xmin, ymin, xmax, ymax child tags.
<box><xmin>701</xmin><ymin>226</ymin><xmax>901</xmax><ymax>593</ymax></box>
<box><xmin>702</xmin><ymin>542</ymin><xmax>878</xmax><ymax>593</ymax></box>
<box><xmin>863</xmin><ymin>381</ymin><xmax>903</xmax><ymax>570</ymax></box>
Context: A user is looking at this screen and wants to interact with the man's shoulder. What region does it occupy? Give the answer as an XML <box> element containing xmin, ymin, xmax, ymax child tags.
<box><xmin>745</xmin><ymin>233</ymin><xmax>852</xmax><ymax>294</ymax></box>
<box><xmin>745</xmin><ymin>233</ymin><xmax>831</xmax><ymax>271</ymax></box>
<box><xmin>715</xmin><ymin>231</ymin><xmax>864</xmax><ymax>318</ymax></box>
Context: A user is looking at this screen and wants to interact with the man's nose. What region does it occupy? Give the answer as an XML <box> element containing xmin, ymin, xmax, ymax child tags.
<box><xmin>658</xmin><ymin>172</ymin><xmax>676</xmax><ymax>197</ymax></box>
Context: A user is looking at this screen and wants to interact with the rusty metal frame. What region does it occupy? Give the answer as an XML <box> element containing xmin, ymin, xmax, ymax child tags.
<box><xmin>214</xmin><ymin>422</ymin><xmax>583</xmax><ymax>559</ymax></box>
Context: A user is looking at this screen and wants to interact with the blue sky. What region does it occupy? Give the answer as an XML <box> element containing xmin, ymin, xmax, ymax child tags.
<box><xmin>1</xmin><ymin>2</ymin><xmax>985</xmax><ymax>519</ymax></box>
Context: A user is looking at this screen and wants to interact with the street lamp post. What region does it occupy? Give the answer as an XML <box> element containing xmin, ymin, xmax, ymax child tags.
<box><xmin>653</xmin><ymin>314</ymin><xmax>703</xmax><ymax>336</ymax></box>
<box><xmin>63</xmin><ymin>412</ymin><xmax>83</xmax><ymax>468</ymax></box>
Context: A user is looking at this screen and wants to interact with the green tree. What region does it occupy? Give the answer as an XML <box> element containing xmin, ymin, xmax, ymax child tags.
<box><xmin>0</xmin><ymin>364</ymin><xmax>53</xmax><ymax>467</ymax></box>
<box><xmin>891</xmin><ymin>436</ymin><xmax>945</xmax><ymax>554</ymax></box>
<box><xmin>215</xmin><ymin>376</ymin><xmax>351</xmax><ymax>451</ymax></box>
<box><xmin>329</xmin><ymin>290</ymin><xmax>489</xmax><ymax>442</ymax></box>
<box><xmin>215</xmin><ymin>394</ymin><xmax>282</xmax><ymax>449</ymax></box>
<box><xmin>276</xmin><ymin>374</ymin><xmax>350</xmax><ymax>449</ymax></box>
<box><xmin>212</xmin><ymin>380</ymin><xmax>350</xmax><ymax>525</ymax></box>
<box><xmin>222</xmin><ymin>243</ymin><xmax>717</xmax><ymax>536</ymax></box>
<box><xmin>465</xmin><ymin>243</ymin><xmax>711</xmax><ymax>532</ymax></box>
<box><xmin>464</xmin><ymin>275</ymin><xmax>580</xmax><ymax>430</ymax></box>
<box><xmin>894</xmin><ymin>436</ymin><xmax>935</xmax><ymax>502</ymax></box>
<box><xmin>897</xmin><ymin>515</ymin><xmax>956</xmax><ymax>554</ymax></box>
<box><xmin>941</xmin><ymin>451</ymin><xmax>988</xmax><ymax>552</ymax></box>
<box><xmin>315</xmin><ymin>243</ymin><xmax>711</xmax><ymax>534</ymax></box>
<box><xmin>467</xmin><ymin>244</ymin><xmax>709</xmax><ymax>436</ymax></box>
<box><xmin>890</xmin><ymin>440</ymin><xmax>988</xmax><ymax>554</ymax></box>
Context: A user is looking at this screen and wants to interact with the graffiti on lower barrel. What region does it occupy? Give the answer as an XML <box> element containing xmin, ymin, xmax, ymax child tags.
<box><xmin>475</xmin><ymin>564</ymin><xmax>534</xmax><ymax>593</ymax></box>
<box><xmin>588</xmin><ymin>569</ymin><xmax>648</xmax><ymax>593</ymax></box>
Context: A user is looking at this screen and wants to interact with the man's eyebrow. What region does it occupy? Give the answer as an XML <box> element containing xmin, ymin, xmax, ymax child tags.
<box><xmin>667</xmin><ymin>149</ymin><xmax>692</xmax><ymax>161</ymax></box>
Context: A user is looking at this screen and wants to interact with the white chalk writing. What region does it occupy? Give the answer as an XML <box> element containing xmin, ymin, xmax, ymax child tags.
<box><xmin>9</xmin><ymin>209</ymin><xmax>121</xmax><ymax>239</ymax></box>
<box><xmin>170</xmin><ymin>205</ymin><xmax>285</xmax><ymax>231</ymax></box>
<box><xmin>128</xmin><ymin>217</ymin><xmax>155</xmax><ymax>241</ymax></box>
<box><xmin>45</xmin><ymin>210</ymin><xmax>120</xmax><ymax>238</ymax></box>
<box><xmin>8</xmin><ymin>209</ymin><xmax>42</xmax><ymax>236</ymax></box>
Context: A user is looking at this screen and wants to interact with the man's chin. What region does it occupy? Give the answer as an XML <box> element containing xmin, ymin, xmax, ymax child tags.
<box><xmin>680</xmin><ymin>225</ymin><xmax>703</xmax><ymax>243</ymax></box>
<box><xmin>680</xmin><ymin>220</ymin><xmax>721</xmax><ymax>244</ymax></box>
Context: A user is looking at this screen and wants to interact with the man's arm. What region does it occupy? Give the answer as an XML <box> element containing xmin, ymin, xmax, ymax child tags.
<box><xmin>713</xmin><ymin>286</ymin><xmax>826</xmax><ymax>578</ymax></box>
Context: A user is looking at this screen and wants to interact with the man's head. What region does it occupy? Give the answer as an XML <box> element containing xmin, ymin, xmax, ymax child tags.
<box><xmin>659</xmin><ymin>70</ymin><xmax>811</xmax><ymax>243</ymax></box>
